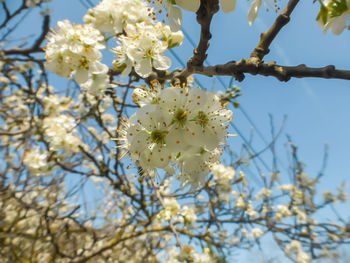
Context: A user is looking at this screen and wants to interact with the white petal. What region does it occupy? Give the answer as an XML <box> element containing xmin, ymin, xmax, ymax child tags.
<box><xmin>121</xmin><ymin>63</ymin><xmax>133</xmax><ymax>78</ymax></box>
<box><xmin>184</xmin><ymin>122</ymin><xmax>220</xmax><ymax>151</ymax></box>
<box><xmin>166</xmin><ymin>128</ymin><xmax>188</xmax><ymax>153</ymax></box>
<box><xmin>186</xmin><ymin>87</ymin><xmax>208</xmax><ymax>112</ymax></box>
<box><xmin>248</xmin><ymin>0</ymin><xmax>262</xmax><ymax>26</ymax></box>
<box><xmin>221</xmin><ymin>0</ymin><xmax>236</xmax><ymax>14</ymax></box>
<box><xmin>149</xmin><ymin>145</ymin><xmax>171</xmax><ymax>168</ymax></box>
<box><xmin>135</xmin><ymin>58</ymin><xmax>152</xmax><ymax>78</ymax></box>
<box><xmin>176</xmin><ymin>0</ymin><xmax>200</xmax><ymax>12</ymax></box>
<box><xmin>90</xmin><ymin>61</ymin><xmax>108</xmax><ymax>74</ymax></box>
<box><xmin>129</xmin><ymin>104</ymin><xmax>159</xmax><ymax>126</ymax></box>
<box><xmin>75</xmin><ymin>68</ymin><xmax>89</xmax><ymax>83</ymax></box>
<box><xmin>167</xmin><ymin>5</ymin><xmax>183</xmax><ymax>32</ymax></box>
<box><xmin>331</xmin><ymin>13</ymin><xmax>347</xmax><ymax>35</ymax></box>
<box><xmin>153</xmin><ymin>56</ymin><xmax>171</xmax><ymax>71</ymax></box>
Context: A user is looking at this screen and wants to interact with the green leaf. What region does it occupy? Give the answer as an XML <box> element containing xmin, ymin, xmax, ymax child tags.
<box><xmin>316</xmin><ymin>4</ymin><xmax>329</xmax><ymax>24</ymax></box>
<box><xmin>328</xmin><ymin>0</ymin><xmax>348</xmax><ymax>18</ymax></box>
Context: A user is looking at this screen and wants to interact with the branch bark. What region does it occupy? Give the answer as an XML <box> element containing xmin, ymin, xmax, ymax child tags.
<box><xmin>192</xmin><ymin>60</ymin><xmax>350</xmax><ymax>82</ymax></box>
<box><xmin>250</xmin><ymin>0</ymin><xmax>300</xmax><ymax>61</ymax></box>
<box><xmin>174</xmin><ymin>0</ymin><xmax>219</xmax><ymax>84</ymax></box>
<box><xmin>3</xmin><ymin>15</ymin><xmax>50</xmax><ymax>56</ymax></box>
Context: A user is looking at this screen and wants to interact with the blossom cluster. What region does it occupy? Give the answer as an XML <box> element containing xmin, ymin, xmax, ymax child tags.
<box><xmin>317</xmin><ymin>0</ymin><xmax>350</xmax><ymax>35</ymax></box>
<box><xmin>113</xmin><ymin>21</ymin><xmax>183</xmax><ymax>78</ymax></box>
<box><xmin>152</xmin><ymin>0</ymin><xmax>262</xmax><ymax>31</ymax></box>
<box><xmin>163</xmin><ymin>246</ymin><xmax>214</xmax><ymax>263</ymax></box>
<box><xmin>45</xmin><ymin>20</ymin><xmax>108</xmax><ymax>93</ymax></box>
<box><xmin>119</xmin><ymin>82</ymin><xmax>232</xmax><ymax>187</ymax></box>
<box><xmin>83</xmin><ymin>0</ymin><xmax>152</xmax><ymax>35</ymax></box>
<box><xmin>41</xmin><ymin>94</ymin><xmax>87</xmax><ymax>155</ymax></box>
<box><xmin>153</xmin><ymin>0</ymin><xmax>201</xmax><ymax>31</ymax></box>
<box><xmin>25</xmin><ymin>0</ymin><xmax>51</xmax><ymax>7</ymax></box>
<box><xmin>157</xmin><ymin>198</ymin><xmax>197</xmax><ymax>227</ymax></box>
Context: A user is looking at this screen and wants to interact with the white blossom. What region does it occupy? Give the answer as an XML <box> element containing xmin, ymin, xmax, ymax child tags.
<box><xmin>43</xmin><ymin>114</ymin><xmax>85</xmax><ymax>155</ymax></box>
<box><xmin>119</xmin><ymin>84</ymin><xmax>232</xmax><ymax>187</ymax></box>
<box><xmin>248</xmin><ymin>0</ymin><xmax>263</xmax><ymax>26</ymax></box>
<box><xmin>221</xmin><ymin>0</ymin><xmax>237</xmax><ymax>13</ymax></box>
<box><xmin>45</xmin><ymin>20</ymin><xmax>108</xmax><ymax>84</ymax></box>
<box><xmin>23</xmin><ymin>148</ymin><xmax>52</xmax><ymax>175</ymax></box>
<box><xmin>113</xmin><ymin>22</ymin><xmax>173</xmax><ymax>78</ymax></box>
<box><xmin>275</xmin><ymin>204</ymin><xmax>292</xmax><ymax>221</ymax></box>
<box><xmin>318</xmin><ymin>0</ymin><xmax>350</xmax><ymax>35</ymax></box>
<box><xmin>250</xmin><ymin>227</ymin><xmax>264</xmax><ymax>239</ymax></box>
<box><xmin>84</xmin><ymin>0</ymin><xmax>152</xmax><ymax>35</ymax></box>
<box><xmin>154</xmin><ymin>0</ymin><xmax>200</xmax><ymax>31</ymax></box>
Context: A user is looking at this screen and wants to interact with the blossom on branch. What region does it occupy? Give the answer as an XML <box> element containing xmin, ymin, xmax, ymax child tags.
<box><xmin>118</xmin><ymin>81</ymin><xmax>233</xmax><ymax>187</ymax></box>
<box><xmin>113</xmin><ymin>22</ymin><xmax>183</xmax><ymax>78</ymax></box>
<box><xmin>84</xmin><ymin>0</ymin><xmax>152</xmax><ymax>35</ymax></box>
<box><xmin>45</xmin><ymin>20</ymin><xmax>108</xmax><ymax>91</ymax></box>
<box><xmin>317</xmin><ymin>0</ymin><xmax>350</xmax><ymax>35</ymax></box>
<box><xmin>153</xmin><ymin>0</ymin><xmax>200</xmax><ymax>31</ymax></box>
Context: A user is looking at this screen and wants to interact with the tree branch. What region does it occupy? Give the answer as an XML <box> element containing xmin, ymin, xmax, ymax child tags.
<box><xmin>250</xmin><ymin>0</ymin><xmax>300</xmax><ymax>61</ymax></box>
<box><xmin>174</xmin><ymin>0</ymin><xmax>219</xmax><ymax>84</ymax></box>
<box><xmin>3</xmin><ymin>15</ymin><xmax>50</xmax><ymax>56</ymax></box>
<box><xmin>192</xmin><ymin>60</ymin><xmax>350</xmax><ymax>82</ymax></box>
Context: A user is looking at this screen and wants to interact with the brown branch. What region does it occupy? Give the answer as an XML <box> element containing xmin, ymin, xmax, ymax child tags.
<box><xmin>3</xmin><ymin>15</ymin><xmax>50</xmax><ymax>56</ymax></box>
<box><xmin>0</xmin><ymin>0</ymin><xmax>27</xmax><ymax>29</ymax></box>
<box><xmin>191</xmin><ymin>60</ymin><xmax>350</xmax><ymax>82</ymax></box>
<box><xmin>250</xmin><ymin>0</ymin><xmax>300</xmax><ymax>61</ymax></box>
<box><xmin>174</xmin><ymin>0</ymin><xmax>219</xmax><ymax>84</ymax></box>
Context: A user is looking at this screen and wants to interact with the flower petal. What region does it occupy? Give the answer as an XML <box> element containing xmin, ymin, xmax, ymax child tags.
<box><xmin>221</xmin><ymin>0</ymin><xmax>236</xmax><ymax>14</ymax></box>
<box><xmin>135</xmin><ymin>58</ymin><xmax>152</xmax><ymax>78</ymax></box>
<box><xmin>75</xmin><ymin>68</ymin><xmax>89</xmax><ymax>83</ymax></box>
<box><xmin>248</xmin><ymin>0</ymin><xmax>262</xmax><ymax>26</ymax></box>
<box><xmin>176</xmin><ymin>0</ymin><xmax>200</xmax><ymax>12</ymax></box>
<box><xmin>167</xmin><ymin>5</ymin><xmax>182</xmax><ymax>32</ymax></box>
<box><xmin>153</xmin><ymin>55</ymin><xmax>171</xmax><ymax>71</ymax></box>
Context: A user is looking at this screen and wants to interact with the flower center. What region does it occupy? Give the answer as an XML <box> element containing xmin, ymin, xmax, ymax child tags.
<box><xmin>145</xmin><ymin>48</ymin><xmax>154</xmax><ymax>58</ymax></box>
<box><xmin>79</xmin><ymin>57</ymin><xmax>89</xmax><ymax>69</ymax></box>
<box><xmin>151</xmin><ymin>130</ymin><xmax>166</xmax><ymax>144</ymax></box>
<box><xmin>196</xmin><ymin>111</ymin><xmax>209</xmax><ymax>128</ymax></box>
<box><xmin>173</xmin><ymin>109</ymin><xmax>187</xmax><ymax>127</ymax></box>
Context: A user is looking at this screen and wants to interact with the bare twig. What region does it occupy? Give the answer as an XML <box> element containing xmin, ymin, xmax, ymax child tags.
<box><xmin>192</xmin><ymin>60</ymin><xmax>350</xmax><ymax>82</ymax></box>
<box><xmin>4</xmin><ymin>15</ymin><xmax>50</xmax><ymax>55</ymax></box>
<box><xmin>250</xmin><ymin>0</ymin><xmax>300</xmax><ymax>61</ymax></box>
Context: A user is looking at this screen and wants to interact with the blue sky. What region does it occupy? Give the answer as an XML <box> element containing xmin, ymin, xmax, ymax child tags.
<box><xmin>3</xmin><ymin>0</ymin><xmax>350</xmax><ymax>260</ymax></box>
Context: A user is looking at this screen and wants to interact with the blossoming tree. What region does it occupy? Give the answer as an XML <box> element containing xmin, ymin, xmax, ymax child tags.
<box><xmin>1</xmin><ymin>0</ymin><xmax>350</xmax><ymax>262</ymax></box>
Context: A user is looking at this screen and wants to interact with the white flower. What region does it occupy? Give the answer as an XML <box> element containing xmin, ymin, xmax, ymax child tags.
<box><xmin>45</xmin><ymin>20</ymin><xmax>108</xmax><ymax>83</ymax></box>
<box><xmin>318</xmin><ymin>0</ymin><xmax>350</xmax><ymax>35</ymax></box>
<box><xmin>119</xmin><ymin>84</ymin><xmax>233</xmax><ymax>187</ymax></box>
<box><xmin>250</xmin><ymin>227</ymin><xmax>264</xmax><ymax>239</ymax></box>
<box><xmin>154</xmin><ymin>0</ymin><xmax>200</xmax><ymax>31</ymax></box>
<box><xmin>211</xmin><ymin>164</ymin><xmax>236</xmax><ymax>201</ymax></box>
<box><xmin>248</xmin><ymin>0</ymin><xmax>262</xmax><ymax>26</ymax></box>
<box><xmin>132</xmin><ymin>83</ymin><xmax>162</xmax><ymax>107</ymax></box>
<box><xmin>158</xmin><ymin>198</ymin><xmax>180</xmax><ymax>221</ymax></box>
<box><xmin>26</xmin><ymin>0</ymin><xmax>51</xmax><ymax>7</ymax></box>
<box><xmin>235</xmin><ymin>195</ymin><xmax>246</xmax><ymax>209</ymax></box>
<box><xmin>220</xmin><ymin>0</ymin><xmax>236</xmax><ymax>13</ymax></box>
<box><xmin>80</xmin><ymin>73</ymin><xmax>109</xmax><ymax>94</ymax></box>
<box><xmin>180</xmin><ymin>206</ymin><xmax>197</xmax><ymax>226</ymax></box>
<box><xmin>24</xmin><ymin>148</ymin><xmax>51</xmax><ymax>175</ymax></box>
<box><xmin>158</xmin><ymin>87</ymin><xmax>232</xmax><ymax>151</ymax></box>
<box><xmin>286</xmin><ymin>240</ymin><xmax>310</xmax><ymax>263</ymax></box>
<box><xmin>177</xmin><ymin>147</ymin><xmax>221</xmax><ymax>188</ymax></box>
<box><xmin>126</xmin><ymin>109</ymin><xmax>172</xmax><ymax>169</ymax></box>
<box><xmin>43</xmin><ymin>114</ymin><xmax>85</xmax><ymax>154</ymax></box>
<box><xmin>113</xmin><ymin>22</ymin><xmax>172</xmax><ymax>78</ymax></box>
<box><xmin>84</xmin><ymin>0</ymin><xmax>152</xmax><ymax>35</ymax></box>
<box><xmin>275</xmin><ymin>204</ymin><xmax>292</xmax><ymax>221</ymax></box>
<box><xmin>255</xmin><ymin>188</ymin><xmax>272</xmax><ymax>200</ymax></box>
